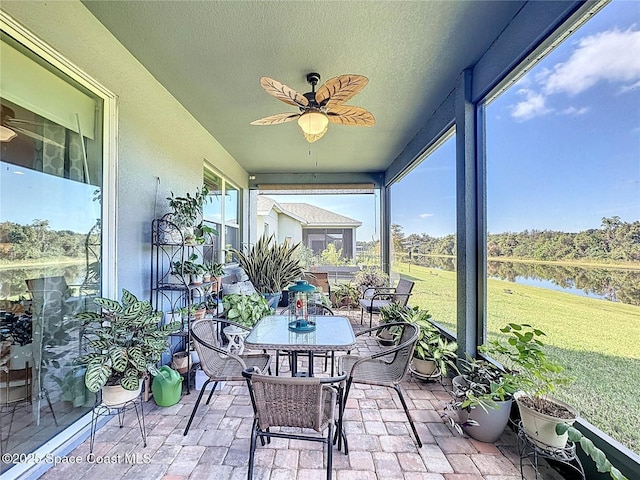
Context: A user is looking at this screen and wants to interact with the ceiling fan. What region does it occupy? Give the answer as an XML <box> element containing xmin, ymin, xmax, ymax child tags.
<box><xmin>1</xmin><ymin>105</ymin><xmax>65</xmax><ymax>147</ymax></box>
<box><xmin>251</xmin><ymin>72</ymin><xmax>375</xmax><ymax>143</ymax></box>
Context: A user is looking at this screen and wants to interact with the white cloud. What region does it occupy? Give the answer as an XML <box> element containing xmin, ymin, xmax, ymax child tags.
<box><xmin>559</xmin><ymin>106</ymin><xmax>589</xmax><ymax>116</ymax></box>
<box><xmin>543</xmin><ymin>27</ymin><xmax>640</xmax><ymax>96</ymax></box>
<box><xmin>418</xmin><ymin>213</ymin><xmax>434</xmax><ymax>219</ymax></box>
<box><xmin>510</xmin><ymin>89</ymin><xmax>552</xmax><ymax>121</ymax></box>
<box><xmin>619</xmin><ymin>79</ymin><xmax>640</xmax><ymax>94</ymax></box>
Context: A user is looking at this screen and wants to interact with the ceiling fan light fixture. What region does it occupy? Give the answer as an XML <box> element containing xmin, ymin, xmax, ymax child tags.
<box><xmin>0</xmin><ymin>125</ymin><xmax>17</xmax><ymax>142</ymax></box>
<box><xmin>298</xmin><ymin>111</ymin><xmax>329</xmax><ymax>136</ymax></box>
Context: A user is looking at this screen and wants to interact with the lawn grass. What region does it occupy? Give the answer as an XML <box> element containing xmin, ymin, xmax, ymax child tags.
<box><xmin>393</xmin><ymin>262</ymin><xmax>640</xmax><ymax>454</ymax></box>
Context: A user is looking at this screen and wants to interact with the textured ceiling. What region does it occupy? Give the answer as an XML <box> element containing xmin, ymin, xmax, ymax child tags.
<box><xmin>82</xmin><ymin>1</ymin><xmax>525</xmax><ymax>175</ymax></box>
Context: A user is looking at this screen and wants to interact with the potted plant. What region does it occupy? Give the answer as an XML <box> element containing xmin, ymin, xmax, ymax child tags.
<box><xmin>221</xmin><ymin>293</ymin><xmax>273</xmax><ymax>328</ymax></box>
<box><xmin>231</xmin><ymin>234</ymin><xmax>304</xmax><ymax>307</ymax></box>
<box><xmin>443</xmin><ymin>355</ymin><xmax>518</xmax><ymax>443</ymax></box>
<box><xmin>485</xmin><ymin>323</ymin><xmax>577</xmax><ymax>449</ymax></box>
<box><xmin>353</xmin><ymin>266</ymin><xmax>389</xmax><ymax>297</ymax></box>
<box><xmin>75</xmin><ymin>289</ymin><xmax>181</xmax><ymax>407</ymax></box>
<box><xmin>204</xmin><ymin>261</ymin><xmax>225</xmax><ymax>291</ymax></box>
<box><xmin>167</xmin><ymin>185</ymin><xmax>210</xmax><ymax>240</ymax></box>
<box><xmin>332</xmin><ymin>282</ymin><xmax>359</xmax><ymax>309</ymax></box>
<box><xmin>406</xmin><ymin>307</ymin><xmax>458</xmax><ymax>377</ymax></box>
<box><xmin>172</xmin><ymin>253</ymin><xmax>205</xmax><ymax>285</ymax></box>
<box><xmin>377</xmin><ymin>302</ymin><xmax>412</xmax><ymax>346</ymax></box>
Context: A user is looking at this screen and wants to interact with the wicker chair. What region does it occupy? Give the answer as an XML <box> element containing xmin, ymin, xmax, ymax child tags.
<box><xmin>275</xmin><ymin>303</ymin><xmax>336</xmax><ymax>376</ymax></box>
<box><xmin>183</xmin><ymin>318</ymin><xmax>271</xmax><ymax>436</ymax></box>
<box><xmin>338</xmin><ymin>321</ymin><xmax>422</xmax><ymax>447</ymax></box>
<box><xmin>358</xmin><ymin>278</ymin><xmax>414</xmax><ymax>328</ymax></box>
<box><xmin>242</xmin><ymin>368</ymin><xmax>347</xmax><ymax>480</ymax></box>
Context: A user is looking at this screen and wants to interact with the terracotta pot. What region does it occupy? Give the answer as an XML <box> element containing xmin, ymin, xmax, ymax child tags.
<box><xmin>514</xmin><ymin>391</ymin><xmax>578</xmax><ymax>449</ymax></box>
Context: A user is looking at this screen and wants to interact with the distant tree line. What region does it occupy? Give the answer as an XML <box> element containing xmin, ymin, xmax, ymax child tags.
<box><xmin>392</xmin><ymin>217</ymin><xmax>640</xmax><ymax>264</ymax></box>
<box><xmin>0</xmin><ymin>220</ymin><xmax>87</xmax><ymax>261</ymax></box>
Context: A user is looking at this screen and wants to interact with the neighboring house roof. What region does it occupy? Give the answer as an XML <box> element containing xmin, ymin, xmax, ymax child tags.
<box><xmin>257</xmin><ymin>195</ymin><xmax>307</xmax><ymax>223</ymax></box>
<box><xmin>280</xmin><ymin>203</ymin><xmax>362</xmax><ymax>228</ymax></box>
<box><xmin>257</xmin><ymin>196</ymin><xmax>362</xmax><ymax>228</ymax></box>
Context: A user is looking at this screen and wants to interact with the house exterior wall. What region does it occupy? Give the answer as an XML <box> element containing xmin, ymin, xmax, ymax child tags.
<box><xmin>263</xmin><ymin>210</ymin><xmax>279</xmax><ymax>239</ymax></box>
<box><xmin>1</xmin><ymin>1</ymin><xmax>248</xmax><ymax>300</ymax></box>
<box><xmin>278</xmin><ymin>215</ymin><xmax>303</xmax><ymax>244</ymax></box>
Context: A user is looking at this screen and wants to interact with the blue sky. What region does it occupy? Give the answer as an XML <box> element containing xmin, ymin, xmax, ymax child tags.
<box><xmin>276</xmin><ymin>0</ymin><xmax>640</xmax><ymax>240</ymax></box>
<box><xmin>0</xmin><ymin>161</ymin><xmax>100</xmax><ymax>233</ymax></box>
<box><xmin>2</xmin><ymin>1</ymin><xmax>638</xmax><ymax>242</ymax></box>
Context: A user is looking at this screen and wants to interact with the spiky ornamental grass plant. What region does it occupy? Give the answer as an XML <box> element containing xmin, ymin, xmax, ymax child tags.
<box><xmin>76</xmin><ymin>289</ymin><xmax>181</xmax><ymax>393</ymax></box>
<box><xmin>231</xmin><ymin>234</ymin><xmax>304</xmax><ymax>294</ymax></box>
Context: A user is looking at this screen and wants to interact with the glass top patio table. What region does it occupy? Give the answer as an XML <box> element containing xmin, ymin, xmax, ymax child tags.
<box><xmin>244</xmin><ymin>315</ymin><xmax>356</xmax><ymax>352</ymax></box>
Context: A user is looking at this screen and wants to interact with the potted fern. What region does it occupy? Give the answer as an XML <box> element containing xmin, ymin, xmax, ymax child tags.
<box><xmin>75</xmin><ymin>289</ymin><xmax>180</xmax><ymax>407</ymax></box>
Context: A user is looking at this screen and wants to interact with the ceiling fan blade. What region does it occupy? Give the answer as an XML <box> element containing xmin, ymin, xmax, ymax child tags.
<box><xmin>316</xmin><ymin>75</ymin><xmax>369</xmax><ymax>108</ymax></box>
<box><xmin>251</xmin><ymin>112</ymin><xmax>301</xmax><ymax>125</ymax></box>
<box><xmin>11</xmin><ymin>125</ymin><xmax>66</xmax><ymax>148</ymax></box>
<box><xmin>5</xmin><ymin>118</ymin><xmax>42</xmax><ymax>126</ymax></box>
<box><xmin>260</xmin><ymin>77</ymin><xmax>309</xmax><ymax>108</ymax></box>
<box><xmin>303</xmin><ymin>125</ymin><xmax>328</xmax><ymax>143</ymax></box>
<box><xmin>326</xmin><ymin>105</ymin><xmax>375</xmax><ymax>126</ymax></box>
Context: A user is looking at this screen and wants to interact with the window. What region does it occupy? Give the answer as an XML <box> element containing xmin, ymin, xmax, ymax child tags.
<box><xmin>390</xmin><ymin>133</ymin><xmax>457</xmax><ymax>334</ymax></box>
<box><xmin>203</xmin><ymin>165</ymin><xmax>241</xmax><ymax>262</ymax></box>
<box><xmin>483</xmin><ymin>0</ymin><xmax>640</xmax><ymax>452</ymax></box>
<box><xmin>0</xmin><ymin>29</ymin><xmax>106</xmax><ymax>472</ymax></box>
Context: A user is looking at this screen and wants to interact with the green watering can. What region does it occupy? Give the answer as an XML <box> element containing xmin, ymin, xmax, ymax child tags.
<box><xmin>152</xmin><ymin>366</ymin><xmax>183</xmax><ymax>407</ymax></box>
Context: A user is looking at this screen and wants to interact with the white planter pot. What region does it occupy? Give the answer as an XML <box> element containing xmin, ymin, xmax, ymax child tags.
<box><xmin>102</xmin><ymin>382</ymin><xmax>143</xmax><ymax>407</ymax></box>
<box><xmin>190</xmin><ymin>274</ymin><xmax>203</xmax><ymax>285</ymax></box>
<box><xmin>165</xmin><ymin>311</ymin><xmax>182</xmax><ymax>326</ymax></box>
<box><xmin>9</xmin><ymin>343</ymin><xmax>33</xmax><ymax>370</ymax></box>
<box><xmin>459</xmin><ymin>399</ymin><xmax>513</xmax><ymax>443</ymax></box>
<box><xmin>514</xmin><ymin>391</ymin><xmax>578</xmax><ymax>449</ymax></box>
<box><xmin>412</xmin><ymin>358</ymin><xmax>438</xmax><ymax>376</ymax></box>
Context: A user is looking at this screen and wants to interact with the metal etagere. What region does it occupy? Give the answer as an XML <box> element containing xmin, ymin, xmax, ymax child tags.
<box><xmin>150</xmin><ymin>214</ymin><xmax>219</xmax><ymax>394</ymax></box>
<box><xmin>517</xmin><ymin>421</ymin><xmax>585</xmax><ymax>480</ymax></box>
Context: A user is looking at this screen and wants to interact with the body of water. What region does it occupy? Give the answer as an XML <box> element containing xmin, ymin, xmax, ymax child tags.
<box><xmin>412</xmin><ymin>255</ymin><xmax>640</xmax><ymax>306</ymax></box>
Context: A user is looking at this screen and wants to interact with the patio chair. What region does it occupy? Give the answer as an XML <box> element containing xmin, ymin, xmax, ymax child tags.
<box><xmin>338</xmin><ymin>321</ymin><xmax>422</xmax><ymax>447</ymax></box>
<box><xmin>359</xmin><ymin>278</ymin><xmax>414</xmax><ymax>328</ymax></box>
<box><xmin>183</xmin><ymin>318</ymin><xmax>271</xmax><ymax>436</ymax></box>
<box><xmin>242</xmin><ymin>368</ymin><xmax>347</xmax><ymax>480</ymax></box>
<box><xmin>275</xmin><ymin>302</ymin><xmax>336</xmax><ymax>376</ymax></box>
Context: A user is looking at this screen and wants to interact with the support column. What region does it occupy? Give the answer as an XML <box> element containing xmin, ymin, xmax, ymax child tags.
<box><xmin>380</xmin><ymin>184</ymin><xmax>391</xmax><ymax>274</ymax></box>
<box><xmin>455</xmin><ymin>69</ymin><xmax>481</xmax><ymax>358</ymax></box>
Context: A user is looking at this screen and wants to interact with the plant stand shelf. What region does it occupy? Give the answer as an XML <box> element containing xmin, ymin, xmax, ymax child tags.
<box><xmin>89</xmin><ymin>396</ymin><xmax>147</xmax><ymax>454</ymax></box>
<box><xmin>517</xmin><ymin>421</ymin><xmax>585</xmax><ymax>480</ymax></box>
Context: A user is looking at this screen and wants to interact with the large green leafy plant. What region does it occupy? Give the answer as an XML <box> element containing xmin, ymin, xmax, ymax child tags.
<box><xmin>405</xmin><ymin>307</ymin><xmax>458</xmax><ymax>376</ymax></box>
<box><xmin>76</xmin><ymin>289</ymin><xmax>180</xmax><ymax>392</ymax></box>
<box><xmin>167</xmin><ymin>185</ymin><xmax>210</xmax><ymax>230</ymax></box>
<box><xmin>221</xmin><ymin>293</ymin><xmax>273</xmax><ymax>328</ymax></box>
<box><xmin>483</xmin><ymin>323</ymin><xmax>574</xmax><ymax>412</ymax></box>
<box><xmin>231</xmin><ymin>234</ymin><xmax>304</xmax><ymax>294</ymax></box>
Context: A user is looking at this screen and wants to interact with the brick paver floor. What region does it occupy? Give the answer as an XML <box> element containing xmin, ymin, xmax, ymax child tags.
<box><xmin>39</xmin><ymin>311</ymin><xmax>562</xmax><ymax>480</ymax></box>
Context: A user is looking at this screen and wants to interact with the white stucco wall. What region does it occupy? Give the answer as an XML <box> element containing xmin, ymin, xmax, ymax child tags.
<box><xmin>263</xmin><ymin>211</ymin><xmax>279</xmax><ymax>239</ymax></box>
<box><xmin>278</xmin><ymin>215</ymin><xmax>303</xmax><ymax>244</ymax></box>
<box><xmin>2</xmin><ymin>1</ymin><xmax>247</xmax><ymax>299</ymax></box>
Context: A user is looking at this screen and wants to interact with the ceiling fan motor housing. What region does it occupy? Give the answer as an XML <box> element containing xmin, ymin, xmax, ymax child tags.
<box><xmin>306</xmin><ymin>72</ymin><xmax>321</xmax><ymax>86</ymax></box>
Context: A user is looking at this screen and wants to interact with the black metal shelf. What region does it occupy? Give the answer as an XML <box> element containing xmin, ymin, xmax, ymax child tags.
<box><xmin>150</xmin><ymin>214</ymin><xmax>219</xmax><ymax>394</ymax></box>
